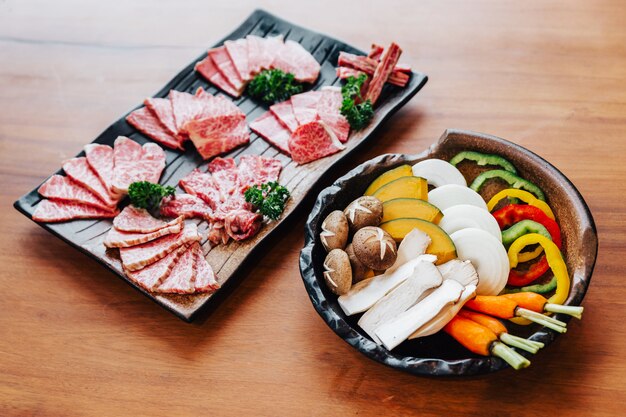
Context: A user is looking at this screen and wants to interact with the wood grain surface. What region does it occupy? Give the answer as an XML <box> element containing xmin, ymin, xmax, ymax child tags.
<box><xmin>1</xmin><ymin>1</ymin><xmax>624</xmax><ymax>416</ymax></box>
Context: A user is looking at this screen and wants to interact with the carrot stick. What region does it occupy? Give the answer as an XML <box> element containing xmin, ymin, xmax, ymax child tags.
<box><xmin>458</xmin><ymin>309</ymin><xmax>544</xmax><ymax>353</ymax></box>
<box><xmin>444</xmin><ymin>316</ymin><xmax>530</xmax><ymax>370</ymax></box>
<box><xmin>502</xmin><ymin>292</ymin><xmax>584</xmax><ymax>319</ymax></box>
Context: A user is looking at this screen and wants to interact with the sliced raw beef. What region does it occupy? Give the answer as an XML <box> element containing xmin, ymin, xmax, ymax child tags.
<box><xmin>368</xmin><ymin>44</ymin><xmax>385</xmax><ymax>60</ymax></box>
<box><xmin>185</xmin><ymin>114</ymin><xmax>249</xmax><ymax>160</ymax></box>
<box><xmin>84</xmin><ymin>144</ymin><xmax>118</xmax><ymax>198</ymax></box>
<box><xmin>120</xmin><ymin>222</ymin><xmax>200</xmax><ymax>271</ymax></box>
<box><xmin>154</xmin><ymin>245</ymin><xmax>196</xmax><ymax>294</ymax></box>
<box><xmin>178</xmin><ymin>169</ymin><xmax>221</xmax><ymax>209</ymax></box>
<box><xmin>144</xmin><ymin>97</ymin><xmax>179</xmax><ymax>139</ymax></box>
<box><xmin>249</xmin><ymin>111</ymin><xmax>291</xmax><ymax>155</ymax></box>
<box><xmin>336</xmin><ymin>66</ymin><xmax>367</xmax><ymax>80</ymax></box>
<box><xmin>191</xmin><ymin>243</ymin><xmax>219</xmax><ymax>292</ymax></box>
<box><xmin>288</xmin><ymin>121</ymin><xmax>345</xmax><ymax>164</ymax></box>
<box><xmin>247</xmin><ymin>35</ymin><xmax>283</xmax><ymax>74</ymax></box>
<box><xmin>126</xmin><ymin>107</ymin><xmax>182</xmax><ymax>150</ymax></box>
<box><xmin>269</xmin><ymin>100</ymin><xmax>299</xmax><ymax>132</ymax></box>
<box><xmin>104</xmin><ymin>221</ymin><xmax>183</xmax><ymax>248</ymax></box>
<box><xmin>195</xmin><ymin>56</ymin><xmax>240</xmax><ymax>97</ymax></box>
<box><xmin>225</xmin><ymin>38</ymin><xmax>251</xmax><ymax>81</ymax></box>
<box><xmin>337</xmin><ymin>51</ymin><xmax>409</xmax><ymax>87</ymax></box>
<box><xmin>169</xmin><ymin>89</ymin><xmax>208</xmax><ymax>132</ymax></box>
<box><xmin>224</xmin><ymin>209</ymin><xmax>262</xmax><ymax>241</ymax></box>
<box><xmin>271</xmin><ymin>40</ymin><xmax>321</xmax><ymax>83</ymax></box>
<box><xmin>38</xmin><ymin>175</ymin><xmax>115</xmax><ymax>211</ymax></box>
<box><xmin>62</xmin><ymin>157</ymin><xmax>120</xmax><ymax>207</ymax></box>
<box><xmin>365</xmin><ymin>43</ymin><xmax>403</xmax><ymax>104</ymax></box>
<box><xmin>207</xmin><ymin>46</ymin><xmax>246</xmax><ymax>95</ymax></box>
<box><xmin>291</xmin><ymin>91</ymin><xmax>322</xmax><ymax>125</ymax></box>
<box><xmin>160</xmin><ymin>194</ymin><xmax>214</xmax><ymax>220</ymax></box>
<box><xmin>208</xmin><ymin>158</ymin><xmax>240</xmax><ymax>198</ymax></box>
<box><xmin>237</xmin><ymin>155</ymin><xmax>283</xmax><ymax>189</ymax></box>
<box><xmin>113</xmin><ymin>205</ymin><xmax>184</xmax><ymax>233</ymax></box>
<box><xmin>198</xmin><ymin>94</ymin><xmax>241</xmax><ymax>118</ymax></box>
<box><xmin>124</xmin><ymin>245</ymin><xmax>188</xmax><ymax>291</ymax></box>
<box><xmin>207</xmin><ymin>157</ymin><xmax>237</xmax><ymax>173</ymax></box>
<box><xmin>316</xmin><ymin>87</ymin><xmax>350</xmax><ymax>143</ymax></box>
<box><xmin>32</xmin><ymin>199</ymin><xmax>119</xmax><ymax>223</ymax></box>
<box><xmin>111</xmin><ymin>137</ymin><xmax>166</xmax><ymax>194</ymax></box>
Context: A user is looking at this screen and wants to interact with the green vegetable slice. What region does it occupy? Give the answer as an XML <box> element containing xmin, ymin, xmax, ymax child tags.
<box><xmin>246</xmin><ymin>69</ymin><xmax>304</xmax><ymax>104</ymax></box>
<box><xmin>244</xmin><ymin>181</ymin><xmax>290</xmax><ymax>220</ymax></box>
<box><xmin>501</xmin><ymin>276</ymin><xmax>558</xmax><ymax>294</ymax></box>
<box><xmin>501</xmin><ymin>220</ymin><xmax>551</xmax><ymax>248</ymax></box>
<box><xmin>128</xmin><ymin>181</ymin><xmax>175</xmax><ymax>212</ymax></box>
<box><xmin>449</xmin><ymin>151</ymin><xmax>517</xmax><ymax>174</ymax></box>
<box><xmin>470</xmin><ymin>169</ymin><xmax>545</xmax><ymax>201</ymax></box>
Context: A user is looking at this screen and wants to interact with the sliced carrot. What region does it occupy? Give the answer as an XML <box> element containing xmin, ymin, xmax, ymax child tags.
<box><xmin>443</xmin><ymin>316</ymin><xmax>496</xmax><ymax>356</ymax></box>
<box><xmin>464</xmin><ymin>296</ymin><xmax>518</xmax><ymax>319</ymax></box>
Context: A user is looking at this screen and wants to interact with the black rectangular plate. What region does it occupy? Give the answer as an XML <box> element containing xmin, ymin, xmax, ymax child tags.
<box><xmin>14</xmin><ymin>9</ymin><xmax>428</xmax><ymax>322</ymax></box>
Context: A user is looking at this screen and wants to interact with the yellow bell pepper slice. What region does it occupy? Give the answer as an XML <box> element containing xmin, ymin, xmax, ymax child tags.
<box><xmin>487</xmin><ymin>189</ymin><xmax>555</xmax><ymax>220</ymax></box>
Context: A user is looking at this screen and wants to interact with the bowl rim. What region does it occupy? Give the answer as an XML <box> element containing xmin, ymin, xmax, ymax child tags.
<box><xmin>299</xmin><ymin>128</ymin><xmax>598</xmax><ymax>377</ymax></box>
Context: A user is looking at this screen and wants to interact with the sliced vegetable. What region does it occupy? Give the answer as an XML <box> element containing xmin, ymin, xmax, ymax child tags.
<box><xmin>438</xmin><ymin>204</ymin><xmax>502</xmax><ymax>242</ymax></box>
<box><xmin>337</xmin><ymin>254</ymin><xmax>437</xmax><ymax>315</ymax></box>
<box><xmin>487</xmin><ymin>189</ymin><xmax>555</xmax><ymax>220</ymax></box>
<box><xmin>443</xmin><ymin>316</ymin><xmax>530</xmax><ymax>370</ymax></box>
<box><xmin>375</xmin><ymin>279</ymin><xmax>465</xmax><ymax>350</ymax></box>
<box><xmin>364</xmin><ymin>165</ymin><xmax>414</xmax><ymax>196</ymax></box>
<box><xmin>411</xmin><ymin>159</ymin><xmax>467</xmax><ymax>188</ymax></box>
<box><xmin>358</xmin><ymin>261</ymin><xmax>443</xmax><ymax>344</ymax></box>
<box><xmin>507</xmin><ymin>257</ymin><xmax>550</xmax><ymax>287</ymax></box>
<box><xmin>503</xmin><ymin>292</ymin><xmax>583</xmax><ymax>320</ymax></box>
<box><xmin>470</xmin><ymin>170</ymin><xmax>545</xmax><ymax>201</ymax></box>
<box><xmin>502</xmin><ymin>276</ymin><xmax>557</xmax><ymax>294</ymax></box>
<box><xmin>501</xmin><ymin>220</ymin><xmax>551</xmax><ymax>248</ymax></box>
<box><xmin>457</xmin><ymin>309</ymin><xmax>544</xmax><ymax>354</ymax></box>
<box><xmin>373</xmin><ymin>176</ymin><xmax>428</xmax><ymax>202</ymax></box>
<box><xmin>381</xmin><ymin>198</ymin><xmax>442</xmax><ymax>224</ymax></box>
<box><xmin>449</xmin><ymin>151</ymin><xmax>517</xmax><ymax>174</ymax></box>
<box><xmin>492</xmin><ymin>204</ymin><xmax>562</xmax><ymax>248</ymax></box>
<box><xmin>437</xmin><ymin>259</ymin><xmax>479</xmax><ymax>287</ymax></box>
<box><xmin>380</xmin><ymin>218</ymin><xmax>457</xmax><ymax>265</ymax></box>
<box><xmin>450</xmin><ymin>228</ymin><xmax>509</xmax><ymax>296</ymax></box>
<box><xmin>428</xmin><ymin>184</ymin><xmax>488</xmax><ymax>212</ymax></box>
<box><xmin>385</xmin><ymin>228</ymin><xmax>431</xmax><ymax>274</ymax></box>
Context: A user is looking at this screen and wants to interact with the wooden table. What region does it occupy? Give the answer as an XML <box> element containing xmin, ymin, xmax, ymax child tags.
<box><xmin>1</xmin><ymin>1</ymin><xmax>624</xmax><ymax>415</ymax></box>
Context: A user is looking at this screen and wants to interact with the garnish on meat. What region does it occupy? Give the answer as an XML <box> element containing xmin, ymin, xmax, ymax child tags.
<box><xmin>340</xmin><ymin>74</ymin><xmax>374</xmax><ymax>130</ymax></box>
<box><xmin>246</xmin><ymin>69</ymin><xmax>304</xmax><ymax>104</ymax></box>
<box><xmin>244</xmin><ymin>181</ymin><xmax>290</xmax><ymax>220</ymax></box>
<box><xmin>128</xmin><ymin>181</ymin><xmax>175</xmax><ymax>212</ymax></box>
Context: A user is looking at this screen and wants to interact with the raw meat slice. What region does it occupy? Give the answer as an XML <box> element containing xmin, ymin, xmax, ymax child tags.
<box><xmin>62</xmin><ymin>157</ymin><xmax>120</xmax><ymax>207</ymax></box>
<box><xmin>178</xmin><ymin>169</ymin><xmax>221</xmax><ymax>209</ymax></box>
<box><xmin>38</xmin><ymin>175</ymin><xmax>115</xmax><ymax>211</ymax></box>
<box><xmin>207</xmin><ymin>46</ymin><xmax>246</xmax><ymax>95</ymax></box>
<box><xmin>288</xmin><ymin>121</ymin><xmax>345</xmax><ymax>164</ymax></box>
<box><xmin>291</xmin><ymin>91</ymin><xmax>322</xmax><ymax>125</ymax></box>
<box><xmin>269</xmin><ymin>100</ymin><xmax>299</xmax><ymax>132</ymax></box>
<box><xmin>154</xmin><ymin>245</ymin><xmax>196</xmax><ymax>294</ymax></box>
<box><xmin>237</xmin><ymin>155</ymin><xmax>282</xmax><ymax>188</ymax></box>
<box><xmin>225</xmin><ymin>38</ymin><xmax>251</xmax><ymax>81</ymax></box>
<box><xmin>208</xmin><ymin>159</ymin><xmax>239</xmax><ymax>198</ymax></box>
<box><xmin>126</xmin><ymin>107</ymin><xmax>183</xmax><ymax>150</ymax></box>
<box><xmin>337</xmin><ymin>52</ymin><xmax>409</xmax><ymax>87</ymax></box>
<box><xmin>113</xmin><ymin>205</ymin><xmax>184</xmax><ymax>233</ymax></box>
<box><xmin>144</xmin><ymin>97</ymin><xmax>179</xmax><ymax>138</ymax></box>
<box><xmin>199</xmin><ymin>94</ymin><xmax>241</xmax><ymax>118</ymax></box>
<box><xmin>169</xmin><ymin>89</ymin><xmax>210</xmax><ymax>132</ymax></box>
<box><xmin>84</xmin><ymin>144</ymin><xmax>118</xmax><ymax>198</ymax></box>
<box><xmin>368</xmin><ymin>44</ymin><xmax>385</xmax><ymax>60</ymax></box>
<box><xmin>32</xmin><ymin>199</ymin><xmax>119</xmax><ymax>223</ymax></box>
<box><xmin>124</xmin><ymin>245</ymin><xmax>188</xmax><ymax>291</ymax></box>
<box><xmin>120</xmin><ymin>222</ymin><xmax>200</xmax><ymax>271</ymax></box>
<box><xmin>247</xmin><ymin>35</ymin><xmax>284</xmax><ymax>74</ymax></box>
<box><xmin>224</xmin><ymin>209</ymin><xmax>262</xmax><ymax>241</ymax></box>
<box><xmin>185</xmin><ymin>114</ymin><xmax>249</xmax><ymax>160</ymax></box>
<box><xmin>250</xmin><ymin>111</ymin><xmax>291</xmax><ymax>155</ymax></box>
<box><xmin>365</xmin><ymin>42</ymin><xmax>403</xmax><ymax>104</ymax></box>
<box><xmin>336</xmin><ymin>66</ymin><xmax>367</xmax><ymax>80</ymax></box>
<box><xmin>316</xmin><ymin>87</ymin><xmax>350</xmax><ymax>143</ymax></box>
<box><xmin>191</xmin><ymin>243</ymin><xmax>219</xmax><ymax>292</ymax></box>
<box><xmin>207</xmin><ymin>157</ymin><xmax>237</xmax><ymax>173</ymax></box>
<box><xmin>160</xmin><ymin>194</ymin><xmax>214</xmax><ymax>220</ymax></box>
<box><xmin>104</xmin><ymin>221</ymin><xmax>183</xmax><ymax>248</ymax></box>
<box><xmin>271</xmin><ymin>40</ymin><xmax>321</xmax><ymax>83</ymax></box>
<box><xmin>195</xmin><ymin>56</ymin><xmax>240</xmax><ymax>97</ymax></box>
<box><xmin>111</xmin><ymin>137</ymin><xmax>166</xmax><ymax>194</ymax></box>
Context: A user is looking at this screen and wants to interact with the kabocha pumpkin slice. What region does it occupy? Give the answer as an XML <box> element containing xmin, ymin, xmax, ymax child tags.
<box><xmin>372</xmin><ymin>176</ymin><xmax>428</xmax><ymax>202</ymax></box>
<box><xmin>381</xmin><ymin>198</ymin><xmax>443</xmax><ymax>224</ymax></box>
<box><xmin>379</xmin><ymin>218</ymin><xmax>456</xmax><ymax>265</ymax></box>
<box><xmin>364</xmin><ymin>165</ymin><xmax>413</xmax><ymax>196</ymax></box>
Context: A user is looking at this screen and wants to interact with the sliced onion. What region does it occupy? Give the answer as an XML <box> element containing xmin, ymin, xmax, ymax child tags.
<box><xmin>439</xmin><ymin>204</ymin><xmax>502</xmax><ymax>241</ymax></box>
<box><xmin>450</xmin><ymin>228</ymin><xmax>509</xmax><ymax>296</ymax></box>
<box><xmin>427</xmin><ymin>184</ymin><xmax>488</xmax><ymax>212</ymax></box>
<box><xmin>412</xmin><ymin>159</ymin><xmax>467</xmax><ymax>188</ymax></box>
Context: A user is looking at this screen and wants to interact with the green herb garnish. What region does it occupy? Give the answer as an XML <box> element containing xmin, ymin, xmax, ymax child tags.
<box><xmin>340</xmin><ymin>74</ymin><xmax>374</xmax><ymax>130</ymax></box>
<box><xmin>246</xmin><ymin>69</ymin><xmax>304</xmax><ymax>104</ymax></box>
<box><xmin>128</xmin><ymin>181</ymin><xmax>175</xmax><ymax>212</ymax></box>
<box><xmin>244</xmin><ymin>181</ymin><xmax>290</xmax><ymax>221</ymax></box>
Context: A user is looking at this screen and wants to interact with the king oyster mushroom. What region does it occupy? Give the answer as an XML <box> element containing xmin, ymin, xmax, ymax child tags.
<box><xmin>352</xmin><ymin>226</ymin><xmax>397</xmax><ymax>270</ymax></box>
<box><xmin>319</xmin><ymin>210</ymin><xmax>349</xmax><ymax>252</ymax></box>
<box><xmin>323</xmin><ymin>249</ymin><xmax>352</xmax><ymax>295</ymax></box>
<box><xmin>344</xmin><ymin>196</ymin><xmax>383</xmax><ymax>233</ymax></box>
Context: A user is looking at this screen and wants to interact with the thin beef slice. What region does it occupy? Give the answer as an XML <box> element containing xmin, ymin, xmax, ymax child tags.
<box><xmin>124</xmin><ymin>244</ymin><xmax>189</xmax><ymax>292</ymax></box>
<box><xmin>269</xmin><ymin>99</ymin><xmax>299</xmax><ymax>132</ymax></box>
<box><xmin>62</xmin><ymin>157</ymin><xmax>120</xmax><ymax>207</ymax></box>
<box><xmin>225</xmin><ymin>38</ymin><xmax>251</xmax><ymax>81</ymax></box>
<box><xmin>113</xmin><ymin>205</ymin><xmax>184</xmax><ymax>233</ymax></box>
<box><xmin>154</xmin><ymin>245</ymin><xmax>197</xmax><ymax>294</ymax></box>
<box><xmin>33</xmin><ymin>199</ymin><xmax>119</xmax><ymax>223</ymax></box>
<box><xmin>104</xmin><ymin>221</ymin><xmax>183</xmax><ymax>248</ymax></box>
<box><xmin>126</xmin><ymin>107</ymin><xmax>183</xmax><ymax>150</ymax></box>
<box><xmin>38</xmin><ymin>175</ymin><xmax>115</xmax><ymax>211</ymax></box>
<box><xmin>191</xmin><ymin>243</ymin><xmax>219</xmax><ymax>292</ymax></box>
<box><xmin>84</xmin><ymin>143</ymin><xmax>119</xmax><ymax>199</ymax></box>
<box><xmin>207</xmin><ymin>46</ymin><xmax>246</xmax><ymax>96</ymax></box>
<box><xmin>271</xmin><ymin>40</ymin><xmax>321</xmax><ymax>83</ymax></box>
<box><xmin>111</xmin><ymin>137</ymin><xmax>166</xmax><ymax>194</ymax></box>
<box><xmin>195</xmin><ymin>56</ymin><xmax>240</xmax><ymax>97</ymax></box>
<box><xmin>316</xmin><ymin>87</ymin><xmax>350</xmax><ymax>143</ymax></box>
<box><xmin>185</xmin><ymin>113</ymin><xmax>249</xmax><ymax>160</ymax></box>
<box><xmin>160</xmin><ymin>194</ymin><xmax>214</xmax><ymax>220</ymax></box>
<box><xmin>249</xmin><ymin>111</ymin><xmax>291</xmax><ymax>155</ymax></box>
<box><xmin>291</xmin><ymin>91</ymin><xmax>322</xmax><ymax>125</ymax></box>
<box><xmin>288</xmin><ymin>121</ymin><xmax>345</xmax><ymax>164</ymax></box>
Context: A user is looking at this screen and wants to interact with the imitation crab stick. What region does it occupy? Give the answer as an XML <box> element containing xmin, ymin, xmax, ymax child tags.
<box><xmin>464</xmin><ymin>295</ymin><xmax>568</xmax><ymax>333</ymax></box>
<box><xmin>502</xmin><ymin>292</ymin><xmax>583</xmax><ymax>320</ymax></box>
<box><xmin>443</xmin><ymin>316</ymin><xmax>530</xmax><ymax>370</ymax></box>
<box><xmin>457</xmin><ymin>309</ymin><xmax>544</xmax><ymax>354</ymax></box>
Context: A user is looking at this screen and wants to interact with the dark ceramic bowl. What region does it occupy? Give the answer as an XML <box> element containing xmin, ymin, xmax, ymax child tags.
<box><xmin>300</xmin><ymin>129</ymin><xmax>598</xmax><ymax>376</ymax></box>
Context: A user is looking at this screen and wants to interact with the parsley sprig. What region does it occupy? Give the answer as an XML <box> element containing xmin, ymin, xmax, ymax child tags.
<box><xmin>246</xmin><ymin>69</ymin><xmax>304</xmax><ymax>104</ymax></box>
<box><xmin>128</xmin><ymin>181</ymin><xmax>175</xmax><ymax>213</ymax></box>
<box><xmin>340</xmin><ymin>74</ymin><xmax>374</xmax><ymax>130</ymax></box>
<box><xmin>244</xmin><ymin>181</ymin><xmax>290</xmax><ymax>221</ymax></box>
